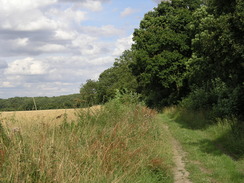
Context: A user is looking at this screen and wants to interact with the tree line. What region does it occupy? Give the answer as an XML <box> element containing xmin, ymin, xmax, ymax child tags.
<box><xmin>0</xmin><ymin>94</ymin><xmax>83</xmax><ymax>111</ymax></box>
<box><xmin>80</xmin><ymin>0</ymin><xmax>244</xmax><ymax>122</ymax></box>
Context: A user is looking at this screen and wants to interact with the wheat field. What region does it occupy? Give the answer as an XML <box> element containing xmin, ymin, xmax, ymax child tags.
<box><xmin>0</xmin><ymin>106</ymin><xmax>101</xmax><ymax>130</ymax></box>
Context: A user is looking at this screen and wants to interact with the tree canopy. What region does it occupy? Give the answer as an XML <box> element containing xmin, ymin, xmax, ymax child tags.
<box><xmin>130</xmin><ymin>0</ymin><xmax>201</xmax><ymax>107</ymax></box>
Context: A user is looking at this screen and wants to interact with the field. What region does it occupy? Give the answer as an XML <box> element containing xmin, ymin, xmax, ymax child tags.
<box><xmin>1</xmin><ymin>106</ymin><xmax>100</xmax><ymax>131</ymax></box>
<box><xmin>0</xmin><ymin>99</ymin><xmax>174</xmax><ymax>183</ymax></box>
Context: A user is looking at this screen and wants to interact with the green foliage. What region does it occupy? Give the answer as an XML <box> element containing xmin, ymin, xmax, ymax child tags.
<box><xmin>80</xmin><ymin>79</ymin><xmax>99</xmax><ymax>106</ymax></box>
<box><xmin>131</xmin><ymin>0</ymin><xmax>201</xmax><ymax>107</ymax></box>
<box><xmin>187</xmin><ymin>0</ymin><xmax>244</xmax><ymax>120</ymax></box>
<box><xmin>113</xmin><ymin>89</ymin><xmax>142</xmax><ymax>105</ymax></box>
<box><xmin>97</xmin><ymin>50</ymin><xmax>138</xmax><ymax>103</ymax></box>
<box><xmin>208</xmin><ymin>0</ymin><xmax>237</xmax><ymax>14</ymax></box>
<box><xmin>181</xmin><ymin>78</ymin><xmax>243</xmax><ymax>119</ymax></box>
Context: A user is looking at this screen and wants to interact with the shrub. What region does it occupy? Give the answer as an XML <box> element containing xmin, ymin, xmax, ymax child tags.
<box><xmin>181</xmin><ymin>78</ymin><xmax>243</xmax><ymax>120</ymax></box>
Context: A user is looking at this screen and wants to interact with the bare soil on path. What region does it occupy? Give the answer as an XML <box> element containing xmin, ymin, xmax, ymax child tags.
<box><xmin>163</xmin><ymin>124</ymin><xmax>192</xmax><ymax>183</ymax></box>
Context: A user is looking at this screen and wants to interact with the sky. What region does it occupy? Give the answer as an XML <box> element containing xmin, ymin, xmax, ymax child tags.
<box><xmin>0</xmin><ymin>0</ymin><xmax>163</xmax><ymax>99</ymax></box>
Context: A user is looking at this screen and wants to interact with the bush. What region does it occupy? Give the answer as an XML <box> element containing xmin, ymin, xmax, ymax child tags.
<box><xmin>181</xmin><ymin>78</ymin><xmax>243</xmax><ymax>120</ymax></box>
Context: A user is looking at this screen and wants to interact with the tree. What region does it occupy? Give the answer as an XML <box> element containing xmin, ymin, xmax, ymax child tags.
<box><xmin>131</xmin><ymin>0</ymin><xmax>201</xmax><ymax>107</ymax></box>
<box><xmin>188</xmin><ymin>0</ymin><xmax>244</xmax><ymax>117</ymax></box>
<box><xmin>96</xmin><ymin>50</ymin><xmax>138</xmax><ymax>103</ymax></box>
<box><xmin>80</xmin><ymin>79</ymin><xmax>99</xmax><ymax>106</ymax></box>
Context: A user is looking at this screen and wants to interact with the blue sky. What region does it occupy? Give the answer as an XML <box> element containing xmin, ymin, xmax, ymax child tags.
<box><xmin>0</xmin><ymin>0</ymin><xmax>161</xmax><ymax>99</ymax></box>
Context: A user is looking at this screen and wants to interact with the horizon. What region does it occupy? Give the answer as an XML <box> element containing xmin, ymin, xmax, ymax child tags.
<box><xmin>0</xmin><ymin>92</ymin><xmax>81</xmax><ymax>100</ymax></box>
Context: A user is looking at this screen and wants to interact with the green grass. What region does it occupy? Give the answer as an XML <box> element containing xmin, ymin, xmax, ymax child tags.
<box><xmin>0</xmin><ymin>98</ymin><xmax>174</xmax><ymax>183</ymax></box>
<box><xmin>161</xmin><ymin>108</ymin><xmax>244</xmax><ymax>183</ymax></box>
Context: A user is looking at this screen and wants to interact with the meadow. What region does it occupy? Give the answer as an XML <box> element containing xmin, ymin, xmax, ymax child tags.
<box><xmin>0</xmin><ymin>97</ymin><xmax>174</xmax><ymax>183</ymax></box>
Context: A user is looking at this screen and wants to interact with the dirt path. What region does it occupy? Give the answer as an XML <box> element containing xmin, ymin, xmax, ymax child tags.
<box><xmin>163</xmin><ymin>124</ymin><xmax>192</xmax><ymax>183</ymax></box>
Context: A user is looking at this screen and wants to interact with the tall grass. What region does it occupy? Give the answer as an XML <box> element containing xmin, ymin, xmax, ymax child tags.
<box><xmin>0</xmin><ymin>96</ymin><xmax>173</xmax><ymax>183</ymax></box>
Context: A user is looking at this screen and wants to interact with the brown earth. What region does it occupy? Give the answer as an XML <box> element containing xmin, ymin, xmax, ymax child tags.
<box><xmin>163</xmin><ymin>124</ymin><xmax>192</xmax><ymax>183</ymax></box>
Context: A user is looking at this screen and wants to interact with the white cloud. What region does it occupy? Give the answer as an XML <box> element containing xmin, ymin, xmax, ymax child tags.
<box><xmin>46</xmin><ymin>8</ymin><xmax>87</xmax><ymax>28</ymax></box>
<box><xmin>38</xmin><ymin>44</ymin><xmax>66</xmax><ymax>52</ymax></box>
<box><xmin>0</xmin><ymin>2</ymin><xmax>86</xmax><ymax>32</ymax></box>
<box><xmin>17</xmin><ymin>16</ymin><xmax>57</xmax><ymax>31</ymax></box>
<box><xmin>64</xmin><ymin>8</ymin><xmax>87</xmax><ymax>23</ymax></box>
<box><xmin>54</xmin><ymin>30</ymin><xmax>76</xmax><ymax>40</ymax></box>
<box><xmin>57</xmin><ymin>0</ymin><xmax>109</xmax><ymax>11</ymax></box>
<box><xmin>15</xmin><ymin>38</ymin><xmax>29</xmax><ymax>46</ymax></box>
<box><xmin>89</xmin><ymin>56</ymin><xmax>114</xmax><ymax>66</ymax></box>
<box><xmin>113</xmin><ymin>35</ymin><xmax>133</xmax><ymax>56</ymax></box>
<box><xmin>81</xmin><ymin>0</ymin><xmax>103</xmax><ymax>11</ymax></box>
<box><xmin>0</xmin><ymin>0</ymin><xmax>56</xmax><ymax>12</ymax></box>
<box><xmin>5</xmin><ymin>57</ymin><xmax>49</xmax><ymax>75</ymax></box>
<box><xmin>71</xmin><ymin>34</ymin><xmax>97</xmax><ymax>51</ymax></box>
<box><xmin>120</xmin><ymin>7</ymin><xmax>136</xmax><ymax>17</ymax></box>
<box><xmin>1</xmin><ymin>82</ymin><xmax>14</xmax><ymax>88</ymax></box>
<box><xmin>81</xmin><ymin>25</ymin><xmax>124</xmax><ymax>37</ymax></box>
<box><xmin>70</xmin><ymin>34</ymin><xmax>114</xmax><ymax>56</ymax></box>
<box><xmin>0</xmin><ymin>8</ymin><xmax>58</xmax><ymax>31</ymax></box>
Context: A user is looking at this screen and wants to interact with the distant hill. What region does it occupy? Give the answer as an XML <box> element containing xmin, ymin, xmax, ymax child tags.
<box><xmin>0</xmin><ymin>94</ymin><xmax>84</xmax><ymax>111</ymax></box>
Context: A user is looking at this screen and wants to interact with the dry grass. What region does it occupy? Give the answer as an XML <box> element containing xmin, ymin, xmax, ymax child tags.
<box><xmin>0</xmin><ymin>106</ymin><xmax>101</xmax><ymax>131</ymax></box>
<box><xmin>0</xmin><ymin>101</ymin><xmax>173</xmax><ymax>183</ymax></box>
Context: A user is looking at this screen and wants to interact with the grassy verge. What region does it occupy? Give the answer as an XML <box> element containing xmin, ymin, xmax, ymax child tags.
<box><xmin>0</xmin><ymin>97</ymin><xmax>174</xmax><ymax>183</ymax></box>
<box><xmin>161</xmin><ymin>108</ymin><xmax>244</xmax><ymax>183</ymax></box>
